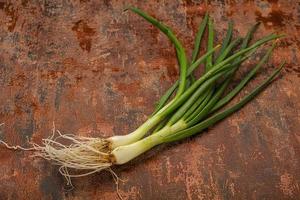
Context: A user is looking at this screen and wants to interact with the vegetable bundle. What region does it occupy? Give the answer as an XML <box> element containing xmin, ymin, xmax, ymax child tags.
<box><xmin>1</xmin><ymin>7</ymin><xmax>284</xmax><ymax>182</ymax></box>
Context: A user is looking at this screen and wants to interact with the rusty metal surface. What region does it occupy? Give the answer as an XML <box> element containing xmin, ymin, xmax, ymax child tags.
<box><xmin>0</xmin><ymin>0</ymin><xmax>299</xmax><ymax>199</ymax></box>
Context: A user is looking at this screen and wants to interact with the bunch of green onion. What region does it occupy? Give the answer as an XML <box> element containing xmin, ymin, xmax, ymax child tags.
<box><xmin>8</xmin><ymin>7</ymin><xmax>284</xmax><ymax>180</ymax></box>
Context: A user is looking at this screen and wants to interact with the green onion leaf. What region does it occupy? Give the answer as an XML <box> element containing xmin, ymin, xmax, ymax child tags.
<box><xmin>126</xmin><ymin>6</ymin><xmax>188</xmax><ymax>99</ymax></box>
<box><xmin>191</xmin><ymin>12</ymin><xmax>209</xmax><ymax>64</ymax></box>
<box><xmin>152</xmin><ymin>45</ymin><xmax>220</xmax><ymax>115</ymax></box>
<box><xmin>206</xmin><ymin>17</ymin><xmax>214</xmax><ymax>71</ymax></box>
<box><xmin>211</xmin><ymin>41</ymin><xmax>277</xmax><ymax>113</ymax></box>
<box><xmin>163</xmin><ymin>62</ymin><xmax>285</xmax><ymax>143</ymax></box>
<box><xmin>218</xmin><ymin>21</ymin><xmax>234</xmax><ymax>57</ymax></box>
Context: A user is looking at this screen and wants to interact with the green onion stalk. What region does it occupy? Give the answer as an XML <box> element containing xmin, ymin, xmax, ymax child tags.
<box><xmin>0</xmin><ymin>7</ymin><xmax>284</xmax><ymax>180</ymax></box>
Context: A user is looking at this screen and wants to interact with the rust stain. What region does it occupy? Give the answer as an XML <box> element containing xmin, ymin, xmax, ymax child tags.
<box><xmin>115</xmin><ymin>81</ymin><xmax>141</xmax><ymax>96</ymax></box>
<box><xmin>111</xmin><ymin>67</ymin><xmax>121</xmax><ymax>72</ymax></box>
<box><xmin>266</xmin><ymin>0</ymin><xmax>278</xmax><ymax>3</ymax></box>
<box><xmin>279</xmin><ymin>173</ymin><xmax>299</xmax><ymax>197</ymax></box>
<box><xmin>8</xmin><ymin>72</ymin><xmax>27</xmax><ymax>87</ymax></box>
<box><xmin>166</xmin><ymin>64</ymin><xmax>178</xmax><ymax>80</ymax></box>
<box><xmin>255</xmin><ymin>9</ymin><xmax>290</xmax><ymax>28</ymax></box>
<box><xmin>3</xmin><ymin>3</ymin><xmax>18</xmax><ymax>32</ymax></box>
<box><xmin>0</xmin><ymin>2</ymin><xmax>5</xmax><ymax>9</ymax></box>
<box><xmin>40</xmin><ymin>70</ymin><xmax>64</xmax><ymax>81</ymax></box>
<box><xmin>21</xmin><ymin>0</ymin><xmax>29</xmax><ymax>7</ymax></box>
<box><xmin>62</xmin><ymin>57</ymin><xmax>81</xmax><ymax>71</ymax></box>
<box><xmin>184</xmin><ymin>1</ymin><xmax>207</xmax><ymax>16</ymax></box>
<box><xmin>72</xmin><ymin>20</ymin><xmax>96</xmax><ymax>52</ymax></box>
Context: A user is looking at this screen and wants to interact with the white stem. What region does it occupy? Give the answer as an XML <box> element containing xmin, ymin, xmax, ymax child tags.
<box><xmin>108</xmin><ymin>114</ymin><xmax>161</xmax><ymax>149</ymax></box>
<box><xmin>108</xmin><ymin>99</ymin><xmax>177</xmax><ymax>149</ymax></box>
<box><xmin>112</xmin><ymin>120</ymin><xmax>187</xmax><ymax>165</ymax></box>
<box><xmin>112</xmin><ymin>133</ymin><xmax>163</xmax><ymax>165</ymax></box>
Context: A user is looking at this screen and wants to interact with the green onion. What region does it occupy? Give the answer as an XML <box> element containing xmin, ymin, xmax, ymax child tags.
<box><xmin>0</xmin><ymin>7</ymin><xmax>285</xmax><ymax>183</ymax></box>
<box><xmin>112</xmin><ymin>62</ymin><xmax>284</xmax><ymax>164</ymax></box>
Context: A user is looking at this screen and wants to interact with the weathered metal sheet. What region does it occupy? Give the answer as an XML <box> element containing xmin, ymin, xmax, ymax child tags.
<box><xmin>0</xmin><ymin>0</ymin><xmax>299</xmax><ymax>199</ymax></box>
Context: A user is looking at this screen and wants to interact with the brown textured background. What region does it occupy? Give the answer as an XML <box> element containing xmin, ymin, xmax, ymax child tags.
<box><xmin>0</xmin><ymin>0</ymin><xmax>299</xmax><ymax>199</ymax></box>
